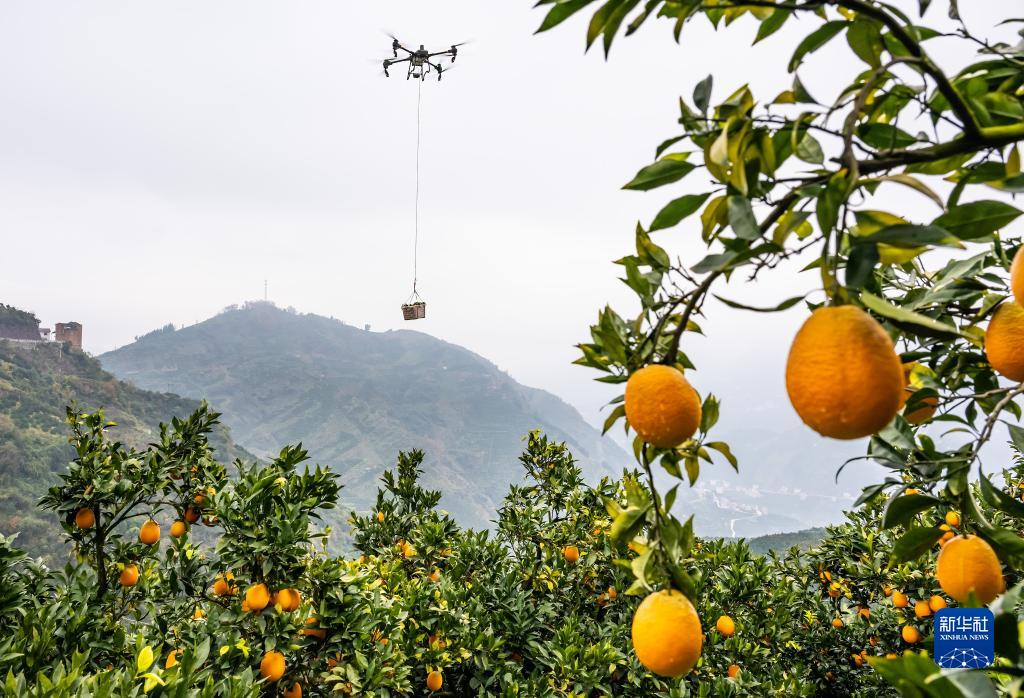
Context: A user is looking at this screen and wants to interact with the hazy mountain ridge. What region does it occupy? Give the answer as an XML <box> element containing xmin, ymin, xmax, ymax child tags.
<box><xmin>100</xmin><ymin>303</ymin><xmax>630</xmax><ymax>527</ymax></box>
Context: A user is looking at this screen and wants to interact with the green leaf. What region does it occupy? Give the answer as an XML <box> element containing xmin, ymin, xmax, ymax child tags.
<box><xmin>727</xmin><ymin>195</ymin><xmax>760</xmax><ymax>240</ymax></box>
<box><xmin>788</xmin><ymin>21</ymin><xmax>848</xmax><ymax>72</ymax></box>
<box><xmin>754</xmin><ymin>9</ymin><xmax>789</xmax><ymax>44</ymax></box>
<box><xmin>881</xmin><ymin>492</ymin><xmax>941</xmax><ymax>529</ymax></box>
<box><xmin>856</xmin><ymin>122</ymin><xmax>918</xmax><ymax>150</ymax></box>
<box><xmin>699</xmin><ymin>394</ymin><xmax>719</xmax><ymax>433</ymax></box>
<box><xmin>854</xmin><ymin>224</ymin><xmax>962</xmax><ymax>249</ymax></box>
<box><xmin>795</xmin><ymin>134</ymin><xmax>824</xmax><ymax>164</ymax></box>
<box><xmin>847</xmin><ymin>18</ymin><xmax>884</xmax><ymax>68</ymax></box>
<box><xmin>860</xmin><ymin>292</ymin><xmax>963</xmax><ymax>337</ymax></box>
<box><xmin>692</xmin><ymin>74</ymin><xmax>713</xmax><ymax>114</ymax></box>
<box><xmin>536</xmin><ymin>0</ymin><xmax>597</xmax><ymax>33</ymax></box>
<box><xmin>845</xmin><ymin>242</ymin><xmax>879</xmax><ymax>290</ymax></box>
<box><xmin>705</xmin><ymin>441</ymin><xmax>738</xmax><ymax>470</ymax></box>
<box><xmin>979</xmin><ymin>473</ymin><xmax>1024</xmax><ymax>520</ymax></box>
<box><xmin>713</xmin><ymin>294</ymin><xmax>805</xmax><ymax>313</ymax></box>
<box><xmin>931</xmin><ymin>200</ymin><xmax>1023</xmax><ymax>240</ymax></box>
<box><xmin>890</xmin><ymin>525</ymin><xmax>944</xmax><ymax>562</ymax></box>
<box><xmin>609</xmin><ymin>502</ymin><xmax>651</xmax><ymax>544</ymax></box>
<box><xmin>650</xmin><ymin>193</ymin><xmax>711</xmax><ymax>231</ymax></box>
<box><xmin>623</xmin><ymin>156</ymin><xmax>696</xmax><ymax>191</ymax></box>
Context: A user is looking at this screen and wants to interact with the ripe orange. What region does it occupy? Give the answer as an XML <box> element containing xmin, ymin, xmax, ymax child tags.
<box><xmin>715</xmin><ymin>615</ymin><xmax>735</xmax><ymax>637</ymax></box>
<box><xmin>785</xmin><ymin>306</ymin><xmax>903</xmax><ymax>439</ymax></box>
<box><xmin>273</xmin><ymin>588</ymin><xmax>301</xmax><ymax>612</ymax></box>
<box><xmin>377</xmin><ymin>511</ymin><xmax>385</xmax><ymax>523</ymax></box>
<box><xmin>631</xmin><ymin>589</ymin><xmax>703</xmax><ymax>677</ymax></box>
<box><xmin>607</xmin><ymin>586</ymin><xmax>617</xmax><ymax>600</ymax></box>
<box><xmin>727</xmin><ymin>664</ymin><xmax>740</xmax><ymax>679</ymax></box>
<box><xmin>165</xmin><ymin>649</ymin><xmax>181</xmax><ymax>669</ymax></box>
<box><xmin>858</xmin><ymin>606</ymin><xmax>870</xmax><ymax>619</ymax></box>
<box><xmin>184</xmin><ymin>506</ymin><xmax>201</xmax><ymax>524</ymax></box>
<box><xmin>941</xmin><ymin>530</ymin><xmax>955</xmax><ymax>545</ymax></box>
<box><xmin>914</xmin><ymin>600</ymin><xmax>931</xmax><ymax>618</ymax></box>
<box><xmin>170</xmin><ymin>520</ymin><xmax>187</xmax><ymax>538</ymax></box>
<box><xmin>213</xmin><ymin>572</ymin><xmax>236</xmax><ymax>597</ymax></box>
<box><xmin>259</xmin><ymin>651</ymin><xmax>285</xmax><ymax>683</ymax></box>
<box><xmin>899</xmin><ymin>363</ymin><xmax>938</xmax><ymax>424</ymax></box>
<box><xmin>985</xmin><ymin>302</ymin><xmax>1024</xmax><ymax>381</ymax></box>
<box><xmin>852</xmin><ymin>654</ymin><xmax>864</xmax><ymax>667</ymax></box>
<box><xmin>74</xmin><ymin>508</ymin><xmax>95</xmax><ymax>529</ymax></box>
<box><xmin>429</xmin><ymin>568</ymin><xmax>441</xmax><ymax>583</ymax></box>
<box><xmin>119</xmin><ymin>564</ymin><xmax>139</xmax><ymax>587</ymax></box>
<box><xmin>139</xmin><ymin>520</ymin><xmax>160</xmax><ymax>545</ymax></box>
<box><xmin>1012</xmin><ymin>246</ymin><xmax>1024</xmax><ymax>306</ymax></box>
<box><xmin>193</xmin><ymin>607</ymin><xmax>205</xmax><ymax>619</ymax></box>
<box><xmin>624</xmin><ymin>365</ymin><xmax>702</xmax><ymax>448</ymax></box>
<box><xmin>831</xmin><ymin>618</ymin><xmax>844</xmax><ymax>628</ymax></box>
<box><xmin>283</xmin><ymin>683</ymin><xmax>302</xmax><ymax>698</ymax></box>
<box><xmin>402</xmin><ymin>542</ymin><xmax>416</xmax><ymax>559</ymax></box>
<box><xmin>902</xmin><ymin>625</ymin><xmax>921</xmax><ymax>644</ymax></box>
<box><xmin>928</xmin><ymin>595</ymin><xmax>947</xmax><ymax>612</ymax></box>
<box><xmin>945</xmin><ymin>511</ymin><xmax>961</xmax><ymax>528</ymax></box>
<box><xmin>426</xmin><ymin>670</ymin><xmax>443</xmax><ymax>692</ymax></box>
<box><xmin>563</xmin><ymin>545</ymin><xmax>580</xmax><ymax>564</ymax></box>
<box><xmin>936</xmin><ymin>534</ymin><xmax>1005</xmax><ymax>604</ymax></box>
<box><xmin>891</xmin><ymin>591</ymin><xmax>908</xmax><ymax>608</ymax></box>
<box><xmin>245</xmin><ymin>583</ymin><xmax>270</xmax><ymax>612</ymax></box>
<box><xmin>882</xmin><ymin>584</ymin><xmax>892</xmax><ymax>597</ymax></box>
<box><xmin>299</xmin><ymin>616</ymin><xmax>327</xmax><ymax>640</ymax></box>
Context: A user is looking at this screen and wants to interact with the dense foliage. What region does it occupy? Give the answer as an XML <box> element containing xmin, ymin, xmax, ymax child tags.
<box><xmin>531</xmin><ymin>0</ymin><xmax>1024</xmax><ymax>693</ymax></box>
<box><xmin>0</xmin><ymin>340</ymin><xmax>252</xmax><ymax>562</ymax></box>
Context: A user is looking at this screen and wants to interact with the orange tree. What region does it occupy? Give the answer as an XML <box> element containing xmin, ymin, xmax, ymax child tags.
<box><xmin>534</xmin><ymin>0</ymin><xmax>1024</xmax><ymax>692</ymax></box>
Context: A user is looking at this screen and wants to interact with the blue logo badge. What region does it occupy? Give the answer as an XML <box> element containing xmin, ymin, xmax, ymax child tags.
<box><xmin>934</xmin><ymin>608</ymin><xmax>995</xmax><ymax>669</ymax></box>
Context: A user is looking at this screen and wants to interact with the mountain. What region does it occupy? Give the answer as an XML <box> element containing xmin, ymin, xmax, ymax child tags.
<box><xmin>99</xmin><ymin>303</ymin><xmax>629</xmax><ymax>528</ymax></box>
<box><xmin>0</xmin><ymin>336</ymin><xmax>252</xmax><ymax>562</ymax></box>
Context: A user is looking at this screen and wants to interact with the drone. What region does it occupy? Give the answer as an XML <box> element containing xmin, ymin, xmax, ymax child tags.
<box><xmin>383</xmin><ymin>37</ymin><xmax>464</xmax><ymax>81</ymax></box>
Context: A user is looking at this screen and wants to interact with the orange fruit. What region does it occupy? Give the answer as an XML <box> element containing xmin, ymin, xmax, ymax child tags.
<box><xmin>376</xmin><ymin>511</ymin><xmax>385</xmax><ymax>523</ymax></box>
<box><xmin>607</xmin><ymin>586</ymin><xmax>617</xmax><ymax>600</ymax></box>
<box><xmin>891</xmin><ymin>591</ymin><xmax>908</xmax><ymax>608</ymax></box>
<box><xmin>886</xmin><ymin>653</ymin><xmax>898</xmax><ymax>659</ymax></box>
<box><xmin>429</xmin><ymin>568</ymin><xmax>441</xmax><ymax>583</ymax></box>
<box><xmin>624</xmin><ymin>365</ymin><xmax>701</xmax><ymax>448</ymax></box>
<box><xmin>852</xmin><ymin>654</ymin><xmax>864</xmax><ymax>667</ymax></box>
<box><xmin>402</xmin><ymin>542</ymin><xmax>416</xmax><ymax>559</ymax></box>
<box><xmin>299</xmin><ymin>616</ymin><xmax>327</xmax><ymax>640</ymax></box>
<box><xmin>902</xmin><ymin>625</ymin><xmax>921</xmax><ymax>644</ymax></box>
<box><xmin>184</xmin><ymin>506</ymin><xmax>201</xmax><ymax>524</ymax></box>
<box><xmin>631</xmin><ymin>589</ymin><xmax>703</xmax><ymax>677</ymax></box>
<box><xmin>986</xmin><ymin>302</ymin><xmax>1024</xmax><ymax>381</ymax></box>
<box><xmin>165</xmin><ymin>649</ymin><xmax>181</xmax><ymax>669</ymax></box>
<box><xmin>259</xmin><ymin>651</ymin><xmax>285</xmax><ymax>683</ymax></box>
<box><xmin>139</xmin><ymin>520</ymin><xmax>160</xmax><ymax>545</ymax></box>
<box><xmin>715</xmin><ymin>615</ymin><xmax>735</xmax><ymax>637</ymax></box>
<box><xmin>727</xmin><ymin>664</ymin><xmax>740</xmax><ymax>679</ymax></box>
<box><xmin>563</xmin><ymin>545</ymin><xmax>580</xmax><ymax>564</ymax></box>
<box><xmin>75</xmin><ymin>508</ymin><xmax>95</xmax><ymax>529</ymax></box>
<box><xmin>245</xmin><ymin>583</ymin><xmax>270</xmax><ymax>612</ymax></box>
<box><xmin>426</xmin><ymin>670</ymin><xmax>443</xmax><ymax>692</ymax></box>
<box><xmin>785</xmin><ymin>306</ymin><xmax>903</xmax><ymax>439</ymax></box>
<box><xmin>882</xmin><ymin>584</ymin><xmax>892</xmax><ymax>597</ymax></box>
<box><xmin>914</xmin><ymin>600</ymin><xmax>931</xmax><ymax>618</ymax></box>
<box><xmin>941</xmin><ymin>530</ymin><xmax>955</xmax><ymax>545</ymax></box>
<box><xmin>831</xmin><ymin>618</ymin><xmax>844</xmax><ymax>628</ymax></box>
<box><xmin>945</xmin><ymin>511</ymin><xmax>961</xmax><ymax>528</ymax></box>
<box><xmin>1012</xmin><ymin>246</ymin><xmax>1024</xmax><ymax>306</ymax></box>
<box><xmin>273</xmin><ymin>588</ymin><xmax>301</xmax><ymax>612</ymax></box>
<box><xmin>193</xmin><ymin>607</ymin><xmax>205</xmax><ymax>619</ymax></box>
<box><xmin>119</xmin><ymin>564</ymin><xmax>139</xmax><ymax>587</ymax></box>
<box><xmin>936</xmin><ymin>534</ymin><xmax>1005</xmax><ymax>604</ymax></box>
<box><xmin>858</xmin><ymin>606</ymin><xmax>870</xmax><ymax>619</ymax></box>
<box><xmin>928</xmin><ymin>595</ymin><xmax>947</xmax><ymax>612</ymax></box>
<box><xmin>170</xmin><ymin>520</ymin><xmax>187</xmax><ymax>538</ymax></box>
<box><xmin>899</xmin><ymin>363</ymin><xmax>938</xmax><ymax>424</ymax></box>
<box><xmin>283</xmin><ymin>683</ymin><xmax>302</xmax><ymax>698</ymax></box>
<box><xmin>213</xmin><ymin>572</ymin><xmax>236</xmax><ymax>597</ymax></box>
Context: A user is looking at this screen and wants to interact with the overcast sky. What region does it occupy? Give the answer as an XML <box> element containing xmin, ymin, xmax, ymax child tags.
<box><xmin>2</xmin><ymin>2</ymin><xmax>1019</xmax><ymax>500</ymax></box>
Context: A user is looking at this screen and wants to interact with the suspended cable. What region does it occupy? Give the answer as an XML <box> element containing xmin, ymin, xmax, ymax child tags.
<box><xmin>413</xmin><ymin>77</ymin><xmax>422</xmax><ymax>296</ymax></box>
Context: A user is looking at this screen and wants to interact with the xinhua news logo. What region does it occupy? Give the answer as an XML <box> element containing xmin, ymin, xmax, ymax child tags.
<box><xmin>933</xmin><ymin>608</ymin><xmax>995</xmax><ymax>669</ymax></box>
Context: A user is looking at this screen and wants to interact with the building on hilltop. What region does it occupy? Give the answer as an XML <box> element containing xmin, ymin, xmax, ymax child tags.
<box><xmin>55</xmin><ymin>322</ymin><xmax>83</xmax><ymax>350</ymax></box>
